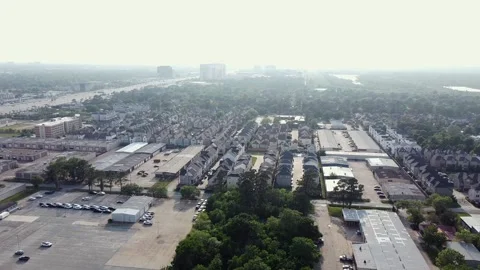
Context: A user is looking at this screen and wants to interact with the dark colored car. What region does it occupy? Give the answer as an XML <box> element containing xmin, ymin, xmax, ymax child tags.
<box><xmin>102</xmin><ymin>210</ymin><xmax>112</xmax><ymax>214</ymax></box>
<box><xmin>92</xmin><ymin>208</ymin><xmax>102</xmax><ymax>213</ymax></box>
<box><xmin>108</xmin><ymin>207</ymin><xmax>116</xmax><ymax>211</ymax></box>
<box><xmin>89</xmin><ymin>191</ymin><xmax>98</xmax><ymax>195</ymax></box>
<box><xmin>116</xmin><ymin>201</ymin><xmax>124</xmax><ymax>204</ymax></box>
<box><xmin>18</xmin><ymin>256</ymin><xmax>30</xmax><ymax>262</ymax></box>
<box><xmin>44</xmin><ymin>190</ymin><xmax>55</xmax><ymax>195</ymax></box>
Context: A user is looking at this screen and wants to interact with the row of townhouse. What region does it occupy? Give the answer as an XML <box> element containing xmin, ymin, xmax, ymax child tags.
<box><xmin>0</xmin><ymin>137</ymin><xmax>119</xmax><ymax>154</ymax></box>
<box><xmin>303</xmin><ymin>150</ymin><xmax>320</xmax><ymax>184</ymax></box>
<box><xmin>258</xmin><ymin>149</ymin><xmax>278</xmax><ymax>184</ymax></box>
<box><xmin>179</xmin><ymin>144</ymin><xmax>218</xmax><ymax>185</ymax></box>
<box><xmin>447</xmin><ymin>172</ymin><xmax>480</xmax><ymax>203</ymax></box>
<box><xmin>368</xmin><ymin>124</ymin><xmax>422</xmax><ymax>159</ymax></box>
<box><xmin>249</xmin><ymin>124</ymin><xmax>289</xmax><ymax>152</ymax></box>
<box><xmin>403</xmin><ymin>154</ymin><xmax>454</xmax><ymax>196</ymax></box>
<box><xmin>236</xmin><ymin>121</ymin><xmax>258</xmax><ymax>145</ymax></box>
<box><xmin>298</xmin><ymin>125</ymin><xmax>313</xmax><ymax>146</ymax></box>
<box><xmin>275</xmin><ymin>150</ymin><xmax>294</xmax><ymax>188</ymax></box>
<box><xmin>226</xmin><ymin>154</ymin><xmax>253</xmax><ymax>188</ymax></box>
<box><xmin>422</xmin><ymin>149</ymin><xmax>480</xmax><ymax>172</ymax></box>
<box><xmin>207</xmin><ymin>145</ymin><xmax>245</xmax><ymax>189</ymax></box>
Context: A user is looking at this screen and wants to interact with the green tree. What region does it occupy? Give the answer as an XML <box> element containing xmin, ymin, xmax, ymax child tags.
<box><xmin>331</xmin><ymin>178</ymin><xmax>364</xmax><ymax>207</ymax></box>
<box><xmin>261</xmin><ymin>117</ymin><xmax>272</xmax><ymax>125</ymax></box>
<box><xmin>149</xmin><ymin>183</ymin><xmax>168</xmax><ymax>198</ymax></box>
<box><xmin>423</xmin><ymin>224</ymin><xmax>447</xmax><ymax>249</ymax></box>
<box><xmin>455</xmin><ymin>229</ymin><xmax>475</xmax><ymax>243</ymax></box>
<box><xmin>289</xmin><ymin>237</ymin><xmax>321</xmax><ymax>268</ymax></box>
<box><xmin>297</xmin><ymin>171</ymin><xmax>321</xmax><ymax>198</ymax></box>
<box><xmin>439</xmin><ymin>210</ymin><xmax>457</xmax><ymax>226</ymax></box>
<box><xmin>180</xmin><ymin>186</ymin><xmax>200</xmax><ymax>200</ymax></box>
<box><xmin>406</xmin><ymin>208</ymin><xmax>425</xmax><ymax>226</ymax></box>
<box><xmin>427</xmin><ymin>194</ymin><xmax>453</xmax><ymax>214</ymax></box>
<box><xmin>115</xmin><ymin>174</ymin><xmax>128</xmax><ymax>190</ymax></box>
<box><xmin>30</xmin><ymin>175</ymin><xmax>44</xmax><ymax>189</ymax></box>
<box><xmin>172</xmin><ymin>230</ymin><xmax>220</xmax><ymax>270</ymax></box>
<box><xmin>436</xmin><ymin>248</ymin><xmax>466</xmax><ymax>268</ymax></box>
<box><xmin>121</xmin><ymin>183</ymin><xmax>143</xmax><ymax>195</ymax></box>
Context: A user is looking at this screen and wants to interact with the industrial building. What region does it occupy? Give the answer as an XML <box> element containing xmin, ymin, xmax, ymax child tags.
<box><xmin>348</xmin><ymin>130</ymin><xmax>382</xmax><ymax>153</ymax></box>
<box><xmin>155</xmin><ymin>145</ymin><xmax>204</xmax><ymax>178</ymax></box>
<box><xmin>200</xmin><ymin>63</ymin><xmax>226</xmax><ymax>81</ymax></box>
<box><xmin>15</xmin><ymin>151</ymin><xmax>96</xmax><ymax>180</ymax></box>
<box><xmin>460</xmin><ymin>214</ymin><xmax>480</xmax><ymax>233</ymax></box>
<box><xmin>320</xmin><ymin>156</ymin><xmax>349</xmax><ymax>167</ymax></box>
<box><xmin>92</xmin><ymin>143</ymin><xmax>166</xmax><ymax>173</ymax></box>
<box><xmin>446</xmin><ymin>241</ymin><xmax>480</xmax><ymax>269</ymax></box>
<box><xmin>366</xmin><ymin>158</ymin><xmax>399</xmax><ymax>172</ymax></box>
<box><xmin>342</xmin><ymin>209</ymin><xmax>430</xmax><ymax>270</ymax></box>
<box><xmin>372</xmin><ymin>168</ymin><xmax>425</xmax><ymax>201</ymax></box>
<box><xmin>0</xmin><ymin>148</ymin><xmax>48</xmax><ymax>161</ymax></box>
<box><xmin>325</xmin><ymin>151</ymin><xmax>389</xmax><ymax>161</ymax></box>
<box><xmin>34</xmin><ymin>117</ymin><xmax>82</xmax><ymax>138</ymax></box>
<box><xmin>111</xmin><ymin>196</ymin><xmax>153</xmax><ymax>223</ymax></box>
<box><xmin>317</xmin><ymin>130</ymin><xmax>341</xmax><ymax>150</ymax></box>
<box><xmin>323</xmin><ymin>166</ymin><xmax>354</xmax><ymax>179</ymax></box>
<box><xmin>0</xmin><ymin>160</ymin><xmax>17</xmax><ymax>173</ymax></box>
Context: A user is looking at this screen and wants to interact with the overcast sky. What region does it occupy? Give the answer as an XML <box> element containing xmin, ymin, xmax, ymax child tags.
<box><xmin>1</xmin><ymin>0</ymin><xmax>479</xmax><ymax>70</ymax></box>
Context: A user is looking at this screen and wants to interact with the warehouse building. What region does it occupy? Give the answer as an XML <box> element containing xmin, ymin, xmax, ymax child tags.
<box><xmin>112</xmin><ymin>196</ymin><xmax>153</xmax><ymax>223</ymax></box>
<box><xmin>155</xmin><ymin>145</ymin><xmax>204</xmax><ymax>178</ymax></box>
<box><xmin>366</xmin><ymin>158</ymin><xmax>399</xmax><ymax>172</ymax></box>
<box><xmin>348</xmin><ymin>130</ymin><xmax>382</xmax><ymax>153</ymax></box>
<box><xmin>317</xmin><ymin>130</ymin><xmax>341</xmax><ymax>150</ymax></box>
<box><xmin>323</xmin><ymin>166</ymin><xmax>354</xmax><ymax>179</ymax></box>
<box><xmin>320</xmin><ymin>156</ymin><xmax>349</xmax><ymax>167</ymax></box>
<box><xmin>446</xmin><ymin>241</ymin><xmax>480</xmax><ymax>269</ymax></box>
<box><xmin>0</xmin><ymin>148</ymin><xmax>48</xmax><ymax>162</ymax></box>
<box><xmin>325</xmin><ymin>151</ymin><xmax>389</xmax><ymax>161</ymax></box>
<box><xmin>343</xmin><ymin>209</ymin><xmax>429</xmax><ymax>270</ymax></box>
<box><xmin>0</xmin><ymin>137</ymin><xmax>119</xmax><ymax>154</ymax></box>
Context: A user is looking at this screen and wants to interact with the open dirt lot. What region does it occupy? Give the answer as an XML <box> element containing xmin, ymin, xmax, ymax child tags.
<box><xmin>348</xmin><ymin>161</ymin><xmax>383</xmax><ymax>203</ymax></box>
<box><xmin>311</xmin><ymin>201</ymin><xmax>352</xmax><ymax>270</ymax></box>
<box><xmin>106</xmin><ymin>199</ymin><xmax>196</xmax><ymax>269</ymax></box>
<box><xmin>0</xmin><ymin>191</ymin><xmax>195</xmax><ymax>270</ymax></box>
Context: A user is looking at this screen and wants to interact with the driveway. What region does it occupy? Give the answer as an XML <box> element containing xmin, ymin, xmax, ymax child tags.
<box><xmin>311</xmin><ymin>201</ymin><xmax>351</xmax><ymax>270</ymax></box>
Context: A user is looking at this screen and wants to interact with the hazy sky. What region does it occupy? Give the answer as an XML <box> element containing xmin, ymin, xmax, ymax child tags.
<box><xmin>1</xmin><ymin>0</ymin><xmax>479</xmax><ymax>70</ymax></box>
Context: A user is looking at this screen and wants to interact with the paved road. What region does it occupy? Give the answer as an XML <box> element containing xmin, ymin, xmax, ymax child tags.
<box><xmin>0</xmin><ymin>78</ymin><xmax>190</xmax><ymax>115</ymax></box>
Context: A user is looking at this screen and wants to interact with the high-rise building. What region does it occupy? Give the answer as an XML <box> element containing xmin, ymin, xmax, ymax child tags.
<box><xmin>157</xmin><ymin>66</ymin><xmax>174</xmax><ymax>78</ymax></box>
<box><xmin>34</xmin><ymin>117</ymin><xmax>82</xmax><ymax>138</ymax></box>
<box><xmin>200</xmin><ymin>63</ymin><xmax>226</xmax><ymax>81</ymax></box>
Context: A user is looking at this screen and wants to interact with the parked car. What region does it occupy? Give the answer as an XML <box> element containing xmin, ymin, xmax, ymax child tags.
<box><xmin>192</xmin><ymin>215</ymin><xmax>198</xmax><ymax>221</ymax></box>
<box><xmin>374</xmin><ymin>185</ymin><xmax>381</xmax><ymax>189</ymax></box>
<box><xmin>102</xmin><ymin>209</ymin><xmax>112</xmax><ymax>214</ymax></box>
<box><xmin>89</xmin><ymin>191</ymin><xmax>98</xmax><ymax>195</ymax></box>
<box><xmin>73</xmin><ymin>205</ymin><xmax>82</xmax><ymax>210</ymax></box>
<box><xmin>41</xmin><ymin>241</ymin><xmax>53</xmax><ymax>247</ymax></box>
<box><xmin>14</xmin><ymin>250</ymin><xmax>24</xmax><ymax>256</ymax></box>
<box><xmin>116</xmin><ymin>201</ymin><xmax>124</xmax><ymax>204</ymax></box>
<box><xmin>379</xmin><ymin>195</ymin><xmax>386</xmax><ymax>199</ymax></box>
<box><xmin>18</xmin><ymin>256</ymin><xmax>30</xmax><ymax>262</ymax></box>
<box><xmin>146</xmin><ymin>211</ymin><xmax>154</xmax><ymax>216</ymax></box>
<box><xmin>376</xmin><ymin>191</ymin><xmax>384</xmax><ymax>195</ymax></box>
<box><xmin>82</xmin><ymin>205</ymin><xmax>91</xmax><ymax>210</ymax></box>
<box><xmin>339</xmin><ymin>255</ymin><xmax>353</xmax><ymax>262</ymax></box>
<box><xmin>92</xmin><ymin>208</ymin><xmax>103</xmax><ymax>213</ymax></box>
<box><xmin>143</xmin><ymin>220</ymin><xmax>153</xmax><ymax>226</ymax></box>
<box><xmin>35</xmin><ymin>194</ymin><xmax>43</xmax><ymax>198</ymax></box>
<box><xmin>28</xmin><ymin>197</ymin><xmax>36</xmax><ymax>201</ymax></box>
<box><xmin>82</xmin><ymin>197</ymin><xmax>91</xmax><ymax>201</ymax></box>
<box><xmin>44</xmin><ymin>190</ymin><xmax>55</xmax><ymax>195</ymax></box>
<box><xmin>98</xmin><ymin>191</ymin><xmax>106</xmax><ymax>196</ymax></box>
<box><xmin>342</xmin><ymin>265</ymin><xmax>353</xmax><ymax>270</ymax></box>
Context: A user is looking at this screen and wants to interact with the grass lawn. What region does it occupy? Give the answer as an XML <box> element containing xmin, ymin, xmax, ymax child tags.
<box><xmin>457</xmin><ymin>212</ymin><xmax>471</xmax><ymax>217</ymax></box>
<box><xmin>327</xmin><ymin>206</ymin><xmax>343</xmax><ymax>218</ymax></box>
<box><xmin>151</xmin><ymin>181</ymin><xmax>169</xmax><ymax>189</ymax></box>
<box><xmin>252</xmin><ymin>156</ymin><xmax>258</xmax><ymax>166</ymax></box>
<box><xmin>0</xmin><ymin>132</ymin><xmax>17</xmax><ymax>138</ymax></box>
<box><xmin>0</xmin><ymin>189</ymin><xmax>37</xmax><ymax>204</ymax></box>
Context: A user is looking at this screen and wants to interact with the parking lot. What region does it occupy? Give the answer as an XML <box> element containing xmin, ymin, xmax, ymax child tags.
<box><xmin>348</xmin><ymin>161</ymin><xmax>383</xmax><ymax>203</ymax></box>
<box><xmin>331</xmin><ymin>131</ymin><xmax>353</xmax><ymax>152</ymax></box>
<box><xmin>128</xmin><ymin>151</ymin><xmax>178</xmax><ymax>188</ymax></box>
<box><xmin>0</xmin><ymin>191</ymin><xmax>195</xmax><ymax>270</ymax></box>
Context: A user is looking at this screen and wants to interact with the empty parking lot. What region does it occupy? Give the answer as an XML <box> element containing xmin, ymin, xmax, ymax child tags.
<box><xmin>348</xmin><ymin>161</ymin><xmax>383</xmax><ymax>203</ymax></box>
<box><xmin>0</xmin><ymin>191</ymin><xmax>195</xmax><ymax>270</ymax></box>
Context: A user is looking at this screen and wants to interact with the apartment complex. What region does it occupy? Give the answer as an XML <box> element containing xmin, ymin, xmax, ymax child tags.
<box><xmin>34</xmin><ymin>117</ymin><xmax>82</xmax><ymax>138</ymax></box>
<box><xmin>200</xmin><ymin>63</ymin><xmax>226</xmax><ymax>81</ymax></box>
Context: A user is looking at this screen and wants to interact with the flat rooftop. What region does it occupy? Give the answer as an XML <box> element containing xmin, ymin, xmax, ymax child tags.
<box><xmin>0</xmin><ymin>148</ymin><xmax>47</xmax><ymax>155</ymax></box>
<box><xmin>345</xmin><ymin>209</ymin><xmax>430</xmax><ymax>270</ymax></box>
<box><xmin>320</xmin><ymin>156</ymin><xmax>349</xmax><ymax>167</ymax></box>
<box><xmin>106</xmin><ymin>153</ymin><xmax>151</xmax><ymax>172</ymax></box>
<box><xmin>460</xmin><ymin>215</ymin><xmax>480</xmax><ymax>232</ymax></box>
<box><xmin>35</xmin><ymin>117</ymin><xmax>77</xmax><ymax>127</ymax></box>
<box><xmin>92</xmin><ymin>152</ymin><xmax>131</xmax><ymax>171</ymax></box>
<box><xmin>325</xmin><ymin>151</ymin><xmax>389</xmax><ymax>159</ymax></box>
<box><xmin>156</xmin><ymin>145</ymin><xmax>204</xmax><ymax>175</ymax></box>
<box><xmin>116</xmin><ymin>142</ymin><xmax>148</xmax><ymax>153</ymax></box>
<box><xmin>323</xmin><ymin>166</ymin><xmax>354</xmax><ymax>178</ymax></box>
<box><xmin>348</xmin><ymin>130</ymin><xmax>382</xmax><ymax>152</ymax></box>
<box><xmin>317</xmin><ymin>130</ymin><xmax>339</xmax><ymax>149</ymax></box>
<box><xmin>366</xmin><ymin>158</ymin><xmax>399</xmax><ymax>169</ymax></box>
<box><xmin>325</xmin><ymin>179</ymin><xmax>342</xmax><ymax>192</ymax></box>
<box><xmin>135</xmin><ymin>143</ymin><xmax>166</xmax><ymax>154</ymax></box>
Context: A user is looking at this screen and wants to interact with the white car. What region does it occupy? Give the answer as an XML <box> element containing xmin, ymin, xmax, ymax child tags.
<box><xmin>81</xmin><ymin>197</ymin><xmax>91</xmax><ymax>201</ymax></box>
<box><xmin>192</xmin><ymin>215</ymin><xmax>198</xmax><ymax>221</ymax></box>
<box><xmin>143</xmin><ymin>220</ymin><xmax>153</xmax><ymax>226</ymax></box>
<box><xmin>63</xmin><ymin>204</ymin><xmax>73</xmax><ymax>209</ymax></box>
<box><xmin>41</xmin><ymin>241</ymin><xmax>53</xmax><ymax>247</ymax></box>
<box><xmin>28</xmin><ymin>197</ymin><xmax>36</xmax><ymax>201</ymax></box>
<box><xmin>35</xmin><ymin>194</ymin><xmax>43</xmax><ymax>198</ymax></box>
<box><xmin>98</xmin><ymin>192</ymin><xmax>106</xmax><ymax>196</ymax></box>
<box><xmin>73</xmin><ymin>205</ymin><xmax>82</xmax><ymax>210</ymax></box>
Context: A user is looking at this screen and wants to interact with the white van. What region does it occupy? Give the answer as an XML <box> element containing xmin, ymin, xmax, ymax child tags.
<box><xmin>0</xmin><ymin>211</ymin><xmax>10</xmax><ymax>220</ymax></box>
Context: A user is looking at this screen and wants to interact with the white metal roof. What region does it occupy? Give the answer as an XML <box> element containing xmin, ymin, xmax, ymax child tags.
<box><xmin>116</xmin><ymin>142</ymin><xmax>148</xmax><ymax>153</ymax></box>
<box><xmin>323</xmin><ymin>166</ymin><xmax>354</xmax><ymax>178</ymax></box>
<box><xmin>366</xmin><ymin>158</ymin><xmax>399</xmax><ymax>169</ymax></box>
<box><xmin>112</xmin><ymin>208</ymin><xmax>139</xmax><ymax>216</ymax></box>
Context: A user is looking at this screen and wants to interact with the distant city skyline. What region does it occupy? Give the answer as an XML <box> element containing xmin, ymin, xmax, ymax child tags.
<box><xmin>1</xmin><ymin>0</ymin><xmax>480</xmax><ymax>70</ymax></box>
